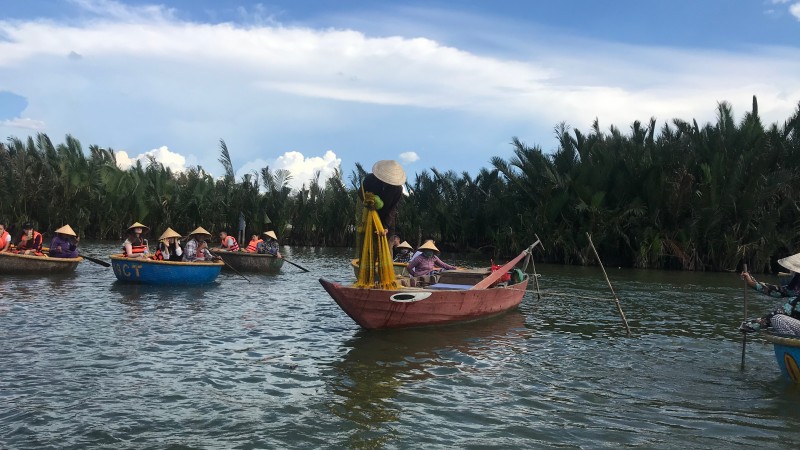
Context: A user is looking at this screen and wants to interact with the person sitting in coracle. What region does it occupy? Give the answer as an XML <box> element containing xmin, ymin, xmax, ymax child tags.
<box><xmin>212</xmin><ymin>230</ymin><xmax>239</xmax><ymax>252</ymax></box>
<box><xmin>183</xmin><ymin>227</ymin><xmax>215</xmax><ymax>262</ymax></box>
<box><xmin>257</xmin><ymin>230</ymin><xmax>281</xmax><ymax>257</ymax></box>
<box><xmin>48</xmin><ymin>225</ymin><xmax>79</xmax><ymax>258</ymax></box>
<box><xmin>153</xmin><ymin>228</ymin><xmax>183</xmax><ymax>262</ymax></box>
<box><xmin>393</xmin><ymin>241</ymin><xmax>414</xmax><ymax>263</ymax></box>
<box><xmin>122</xmin><ymin>222</ymin><xmax>149</xmax><ymax>258</ymax></box>
<box><xmin>16</xmin><ymin>222</ymin><xmax>44</xmax><ymax>255</ymax></box>
<box><xmin>0</xmin><ymin>222</ymin><xmax>13</xmax><ymax>252</ymax></box>
<box><xmin>739</xmin><ymin>252</ymin><xmax>800</xmax><ymax>336</ymax></box>
<box><xmin>244</xmin><ymin>234</ymin><xmax>262</xmax><ymax>253</ymax></box>
<box><xmin>405</xmin><ymin>241</ymin><xmax>456</xmax><ymax>277</ymax></box>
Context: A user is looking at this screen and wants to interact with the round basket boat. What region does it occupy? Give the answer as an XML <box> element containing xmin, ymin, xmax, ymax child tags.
<box><xmin>110</xmin><ymin>254</ymin><xmax>223</xmax><ymax>285</ymax></box>
<box><xmin>763</xmin><ymin>332</ymin><xmax>800</xmax><ymax>383</ymax></box>
<box><xmin>0</xmin><ymin>251</ymin><xmax>82</xmax><ymax>274</ymax></box>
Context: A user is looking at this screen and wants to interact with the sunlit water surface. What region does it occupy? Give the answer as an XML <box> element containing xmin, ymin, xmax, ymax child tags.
<box><xmin>1</xmin><ymin>243</ymin><xmax>799</xmax><ymax>449</ymax></box>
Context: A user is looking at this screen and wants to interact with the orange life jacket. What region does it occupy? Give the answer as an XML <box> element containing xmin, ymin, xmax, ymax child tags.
<box><xmin>18</xmin><ymin>231</ymin><xmax>43</xmax><ymax>251</ymax></box>
<box><xmin>223</xmin><ymin>236</ymin><xmax>240</xmax><ymax>252</ymax></box>
<box><xmin>245</xmin><ymin>239</ymin><xmax>262</xmax><ymax>252</ymax></box>
<box><xmin>123</xmin><ymin>236</ymin><xmax>147</xmax><ymax>256</ymax></box>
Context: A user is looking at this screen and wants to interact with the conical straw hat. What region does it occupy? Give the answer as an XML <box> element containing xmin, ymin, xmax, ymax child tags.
<box><xmin>263</xmin><ymin>230</ymin><xmax>277</xmax><ymax>240</ymax></box>
<box><xmin>372</xmin><ymin>160</ymin><xmax>406</xmax><ymax>186</ymax></box>
<box><xmin>418</xmin><ymin>240</ymin><xmax>439</xmax><ymax>252</ymax></box>
<box><xmin>188</xmin><ymin>226</ymin><xmax>212</xmax><ymax>238</ymax></box>
<box><xmin>778</xmin><ymin>252</ymin><xmax>800</xmax><ymax>274</ymax></box>
<box><xmin>54</xmin><ymin>224</ymin><xmax>77</xmax><ymax>237</ymax></box>
<box><xmin>126</xmin><ymin>221</ymin><xmax>150</xmax><ymax>232</ymax></box>
<box><xmin>396</xmin><ymin>240</ymin><xmax>413</xmax><ymax>250</ymax></box>
<box><xmin>159</xmin><ymin>227</ymin><xmax>182</xmax><ymax>241</ymax></box>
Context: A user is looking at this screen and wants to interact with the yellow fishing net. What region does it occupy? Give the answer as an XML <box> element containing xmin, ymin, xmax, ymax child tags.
<box><xmin>354</xmin><ymin>191</ymin><xmax>399</xmax><ymax>289</ymax></box>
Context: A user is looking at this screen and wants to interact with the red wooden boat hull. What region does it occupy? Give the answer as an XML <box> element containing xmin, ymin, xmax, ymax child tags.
<box><xmin>319</xmin><ymin>277</ymin><xmax>529</xmax><ymax>329</ymax></box>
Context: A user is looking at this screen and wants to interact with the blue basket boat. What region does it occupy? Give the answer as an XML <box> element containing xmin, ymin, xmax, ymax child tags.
<box><xmin>110</xmin><ymin>254</ymin><xmax>223</xmax><ymax>285</ymax></box>
<box><xmin>763</xmin><ymin>332</ymin><xmax>800</xmax><ymax>383</ymax></box>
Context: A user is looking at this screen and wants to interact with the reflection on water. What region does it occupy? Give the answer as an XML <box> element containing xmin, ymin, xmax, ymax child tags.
<box><xmin>329</xmin><ymin>313</ymin><xmax>527</xmax><ymax>448</ymax></box>
<box><xmin>1</xmin><ymin>244</ymin><xmax>800</xmax><ymax>449</ymax></box>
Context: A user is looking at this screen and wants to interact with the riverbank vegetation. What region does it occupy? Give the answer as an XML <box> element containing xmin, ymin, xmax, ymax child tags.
<box><xmin>2</xmin><ymin>96</ymin><xmax>798</xmax><ymax>272</ymax></box>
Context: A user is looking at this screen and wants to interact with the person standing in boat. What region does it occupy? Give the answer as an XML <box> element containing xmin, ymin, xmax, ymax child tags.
<box><xmin>360</xmin><ymin>161</ymin><xmax>405</xmax><ymax>236</ymax></box>
<box><xmin>739</xmin><ymin>253</ymin><xmax>800</xmax><ymax>336</ymax></box>
<box><xmin>122</xmin><ymin>222</ymin><xmax>150</xmax><ymax>258</ymax></box>
<box><xmin>48</xmin><ymin>225</ymin><xmax>79</xmax><ymax>258</ymax></box>
<box><xmin>154</xmin><ymin>228</ymin><xmax>183</xmax><ymax>262</ymax></box>
<box><xmin>0</xmin><ymin>222</ymin><xmax>11</xmax><ymax>252</ymax></box>
<box><xmin>16</xmin><ymin>223</ymin><xmax>43</xmax><ymax>255</ymax></box>
<box><xmin>405</xmin><ymin>241</ymin><xmax>457</xmax><ymax>277</ymax></box>
<box><xmin>257</xmin><ymin>230</ymin><xmax>281</xmax><ymax>257</ymax></box>
<box><xmin>212</xmin><ymin>230</ymin><xmax>239</xmax><ymax>252</ymax></box>
<box><xmin>393</xmin><ymin>241</ymin><xmax>414</xmax><ymax>263</ymax></box>
<box><xmin>183</xmin><ymin>227</ymin><xmax>215</xmax><ymax>262</ymax></box>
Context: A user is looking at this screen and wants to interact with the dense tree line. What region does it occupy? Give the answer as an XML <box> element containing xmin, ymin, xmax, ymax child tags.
<box><xmin>2</xmin><ymin>97</ymin><xmax>799</xmax><ymax>272</ymax></box>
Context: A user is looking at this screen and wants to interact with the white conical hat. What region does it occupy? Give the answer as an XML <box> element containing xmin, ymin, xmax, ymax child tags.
<box><xmin>159</xmin><ymin>227</ymin><xmax>182</xmax><ymax>241</ymax></box>
<box><xmin>372</xmin><ymin>160</ymin><xmax>406</xmax><ymax>186</ymax></box>
<box><xmin>778</xmin><ymin>253</ymin><xmax>800</xmax><ymax>273</ymax></box>
<box><xmin>127</xmin><ymin>221</ymin><xmax>149</xmax><ymax>232</ymax></box>
<box><xmin>418</xmin><ymin>240</ymin><xmax>439</xmax><ymax>252</ymax></box>
<box><xmin>396</xmin><ymin>240</ymin><xmax>413</xmax><ymax>250</ymax></box>
<box><xmin>188</xmin><ymin>226</ymin><xmax>212</xmax><ymax>238</ymax></box>
<box><xmin>54</xmin><ymin>224</ymin><xmax>77</xmax><ymax>237</ymax></box>
<box><xmin>263</xmin><ymin>230</ymin><xmax>277</xmax><ymax>240</ymax></box>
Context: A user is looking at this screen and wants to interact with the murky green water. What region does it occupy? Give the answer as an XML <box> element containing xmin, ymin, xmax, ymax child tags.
<box><xmin>1</xmin><ymin>243</ymin><xmax>799</xmax><ymax>449</ymax></box>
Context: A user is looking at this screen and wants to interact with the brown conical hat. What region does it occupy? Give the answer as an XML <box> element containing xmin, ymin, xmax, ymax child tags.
<box><xmin>396</xmin><ymin>240</ymin><xmax>413</xmax><ymax>250</ymax></box>
<box><xmin>188</xmin><ymin>226</ymin><xmax>212</xmax><ymax>238</ymax></box>
<box><xmin>263</xmin><ymin>230</ymin><xmax>277</xmax><ymax>240</ymax></box>
<box><xmin>418</xmin><ymin>240</ymin><xmax>439</xmax><ymax>252</ymax></box>
<box><xmin>159</xmin><ymin>227</ymin><xmax>182</xmax><ymax>241</ymax></box>
<box><xmin>55</xmin><ymin>224</ymin><xmax>77</xmax><ymax>237</ymax></box>
<box><xmin>372</xmin><ymin>160</ymin><xmax>406</xmax><ymax>186</ymax></box>
<box><xmin>127</xmin><ymin>221</ymin><xmax>150</xmax><ymax>232</ymax></box>
<box><xmin>778</xmin><ymin>253</ymin><xmax>800</xmax><ymax>274</ymax></box>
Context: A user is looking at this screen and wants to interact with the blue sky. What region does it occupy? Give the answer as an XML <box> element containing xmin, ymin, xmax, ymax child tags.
<box><xmin>1</xmin><ymin>0</ymin><xmax>799</xmax><ymax>188</ymax></box>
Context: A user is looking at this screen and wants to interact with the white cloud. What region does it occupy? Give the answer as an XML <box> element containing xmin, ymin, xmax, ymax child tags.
<box><xmin>236</xmin><ymin>150</ymin><xmax>342</xmax><ymax>191</ymax></box>
<box><xmin>116</xmin><ymin>146</ymin><xmax>187</xmax><ymax>172</ymax></box>
<box><xmin>399</xmin><ymin>151</ymin><xmax>419</xmax><ymax>163</ymax></box>
<box><xmin>0</xmin><ymin>117</ymin><xmax>46</xmax><ymax>130</ymax></box>
<box><xmin>791</xmin><ymin>2</ymin><xmax>800</xmax><ymax>19</ymax></box>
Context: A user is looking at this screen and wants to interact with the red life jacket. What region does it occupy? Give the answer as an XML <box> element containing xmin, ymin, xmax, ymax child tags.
<box><xmin>153</xmin><ymin>249</ymin><xmax>165</xmax><ymax>261</ymax></box>
<box><xmin>0</xmin><ymin>230</ymin><xmax>10</xmax><ymax>251</ymax></box>
<box><xmin>223</xmin><ymin>236</ymin><xmax>240</xmax><ymax>252</ymax></box>
<box><xmin>245</xmin><ymin>239</ymin><xmax>262</xmax><ymax>252</ymax></box>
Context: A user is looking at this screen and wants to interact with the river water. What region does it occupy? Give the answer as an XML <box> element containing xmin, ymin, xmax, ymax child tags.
<box><xmin>1</xmin><ymin>243</ymin><xmax>799</xmax><ymax>449</ymax></box>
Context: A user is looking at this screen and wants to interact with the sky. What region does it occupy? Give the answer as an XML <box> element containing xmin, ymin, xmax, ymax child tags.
<box><xmin>1</xmin><ymin>0</ymin><xmax>799</xmax><ymax>190</ymax></box>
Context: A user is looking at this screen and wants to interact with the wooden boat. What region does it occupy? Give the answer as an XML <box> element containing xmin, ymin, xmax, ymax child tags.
<box><xmin>351</xmin><ymin>258</ymin><xmax>407</xmax><ymax>277</ymax></box>
<box><xmin>216</xmin><ymin>251</ymin><xmax>284</xmax><ymax>273</ymax></box>
<box><xmin>322</xmin><ymin>244</ymin><xmax>537</xmax><ymax>329</ymax></box>
<box><xmin>0</xmin><ymin>251</ymin><xmax>83</xmax><ymax>274</ymax></box>
<box><xmin>763</xmin><ymin>332</ymin><xmax>800</xmax><ymax>383</ymax></box>
<box><xmin>110</xmin><ymin>254</ymin><xmax>223</xmax><ymax>285</ymax></box>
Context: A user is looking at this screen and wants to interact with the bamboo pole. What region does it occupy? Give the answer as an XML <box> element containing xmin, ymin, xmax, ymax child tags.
<box><xmin>740</xmin><ymin>263</ymin><xmax>748</xmax><ymax>371</ymax></box>
<box><xmin>586</xmin><ymin>232</ymin><xmax>632</xmax><ymax>337</ymax></box>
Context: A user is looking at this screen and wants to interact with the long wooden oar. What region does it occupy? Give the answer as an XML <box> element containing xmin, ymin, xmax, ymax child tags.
<box><xmin>741</xmin><ymin>263</ymin><xmax>748</xmax><ymax>371</ymax></box>
<box><xmin>586</xmin><ymin>232</ymin><xmax>632</xmax><ymax>337</ymax></box>
<box><xmin>81</xmin><ymin>254</ymin><xmax>111</xmax><ymax>267</ymax></box>
<box><xmin>210</xmin><ymin>251</ymin><xmax>250</xmax><ymax>282</ymax></box>
<box><xmin>283</xmin><ymin>258</ymin><xmax>310</xmax><ymax>273</ymax></box>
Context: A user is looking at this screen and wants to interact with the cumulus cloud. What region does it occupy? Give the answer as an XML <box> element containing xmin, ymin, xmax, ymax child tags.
<box><xmin>399</xmin><ymin>151</ymin><xmax>419</xmax><ymax>163</ymax></box>
<box><xmin>236</xmin><ymin>150</ymin><xmax>342</xmax><ymax>191</ymax></box>
<box><xmin>116</xmin><ymin>146</ymin><xmax>187</xmax><ymax>172</ymax></box>
<box><xmin>791</xmin><ymin>2</ymin><xmax>800</xmax><ymax>20</ymax></box>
